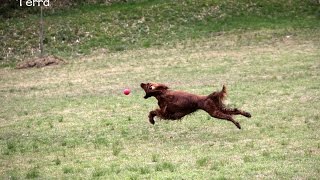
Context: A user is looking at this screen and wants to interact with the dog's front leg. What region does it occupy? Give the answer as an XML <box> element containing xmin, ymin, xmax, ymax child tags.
<box><xmin>148</xmin><ymin>110</ymin><xmax>157</xmax><ymax>125</ymax></box>
<box><xmin>148</xmin><ymin>108</ymin><xmax>166</xmax><ymax>124</ymax></box>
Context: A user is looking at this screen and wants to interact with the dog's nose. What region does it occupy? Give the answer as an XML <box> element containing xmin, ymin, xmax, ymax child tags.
<box><xmin>140</xmin><ymin>83</ymin><xmax>146</xmax><ymax>88</ymax></box>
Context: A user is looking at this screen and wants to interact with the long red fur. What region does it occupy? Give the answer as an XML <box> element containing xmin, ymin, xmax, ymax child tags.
<box><xmin>141</xmin><ymin>83</ymin><xmax>251</xmax><ymax>129</ymax></box>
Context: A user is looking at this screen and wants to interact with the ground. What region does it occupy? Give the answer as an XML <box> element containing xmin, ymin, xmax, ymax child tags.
<box><xmin>16</xmin><ymin>55</ymin><xmax>65</xmax><ymax>69</ymax></box>
<box><xmin>0</xmin><ymin>29</ymin><xmax>319</xmax><ymax>179</ymax></box>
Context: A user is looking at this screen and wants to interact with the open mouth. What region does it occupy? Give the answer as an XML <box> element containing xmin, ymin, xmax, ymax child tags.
<box><xmin>140</xmin><ymin>83</ymin><xmax>149</xmax><ymax>98</ymax></box>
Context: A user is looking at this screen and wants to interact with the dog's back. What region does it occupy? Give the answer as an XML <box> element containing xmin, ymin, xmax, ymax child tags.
<box><xmin>156</xmin><ymin>90</ymin><xmax>203</xmax><ymax>116</ymax></box>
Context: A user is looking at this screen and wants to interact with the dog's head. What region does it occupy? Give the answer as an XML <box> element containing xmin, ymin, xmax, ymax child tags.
<box><xmin>140</xmin><ymin>82</ymin><xmax>169</xmax><ymax>99</ymax></box>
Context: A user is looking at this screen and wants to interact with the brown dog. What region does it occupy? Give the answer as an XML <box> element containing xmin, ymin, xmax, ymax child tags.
<box><xmin>140</xmin><ymin>83</ymin><xmax>251</xmax><ymax>129</ymax></box>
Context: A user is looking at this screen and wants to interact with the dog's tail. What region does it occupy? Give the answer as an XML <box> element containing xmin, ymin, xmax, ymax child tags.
<box><xmin>208</xmin><ymin>85</ymin><xmax>227</xmax><ymax>104</ymax></box>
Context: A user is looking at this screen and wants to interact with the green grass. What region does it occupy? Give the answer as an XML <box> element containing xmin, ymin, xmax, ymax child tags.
<box><xmin>1</xmin><ymin>0</ymin><xmax>319</xmax><ymax>66</ymax></box>
<box><xmin>0</xmin><ymin>28</ymin><xmax>319</xmax><ymax>178</ymax></box>
<box><xmin>0</xmin><ymin>0</ymin><xmax>320</xmax><ymax>179</ymax></box>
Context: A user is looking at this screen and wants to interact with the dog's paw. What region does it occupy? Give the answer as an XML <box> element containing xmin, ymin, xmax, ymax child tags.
<box><xmin>149</xmin><ymin>118</ymin><xmax>155</xmax><ymax>125</ymax></box>
<box><xmin>235</xmin><ymin>122</ymin><xmax>241</xmax><ymax>129</ymax></box>
<box><xmin>244</xmin><ymin>112</ymin><xmax>252</xmax><ymax>118</ymax></box>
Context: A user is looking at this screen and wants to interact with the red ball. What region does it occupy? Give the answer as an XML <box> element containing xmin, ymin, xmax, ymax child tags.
<box><xmin>123</xmin><ymin>88</ymin><xmax>130</xmax><ymax>95</ymax></box>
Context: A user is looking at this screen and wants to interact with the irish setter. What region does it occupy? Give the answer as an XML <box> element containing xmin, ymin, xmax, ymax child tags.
<box><xmin>140</xmin><ymin>82</ymin><xmax>251</xmax><ymax>129</ymax></box>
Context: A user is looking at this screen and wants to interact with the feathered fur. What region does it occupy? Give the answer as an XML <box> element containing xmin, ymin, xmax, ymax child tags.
<box><xmin>141</xmin><ymin>83</ymin><xmax>251</xmax><ymax>129</ymax></box>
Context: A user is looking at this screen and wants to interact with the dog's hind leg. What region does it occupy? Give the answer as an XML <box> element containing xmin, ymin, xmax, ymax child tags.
<box><xmin>209</xmin><ymin>111</ymin><xmax>241</xmax><ymax>129</ymax></box>
<box><xmin>222</xmin><ymin>108</ymin><xmax>251</xmax><ymax>118</ymax></box>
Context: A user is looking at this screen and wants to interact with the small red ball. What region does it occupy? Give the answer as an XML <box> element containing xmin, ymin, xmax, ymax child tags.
<box><xmin>123</xmin><ymin>89</ymin><xmax>130</xmax><ymax>95</ymax></box>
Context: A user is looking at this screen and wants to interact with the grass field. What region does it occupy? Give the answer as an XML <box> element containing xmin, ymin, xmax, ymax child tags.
<box><xmin>1</xmin><ymin>0</ymin><xmax>320</xmax><ymax>179</ymax></box>
<box><xmin>1</xmin><ymin>29</ymin><xmax>319</xmax><ymax>179</ymax></box>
